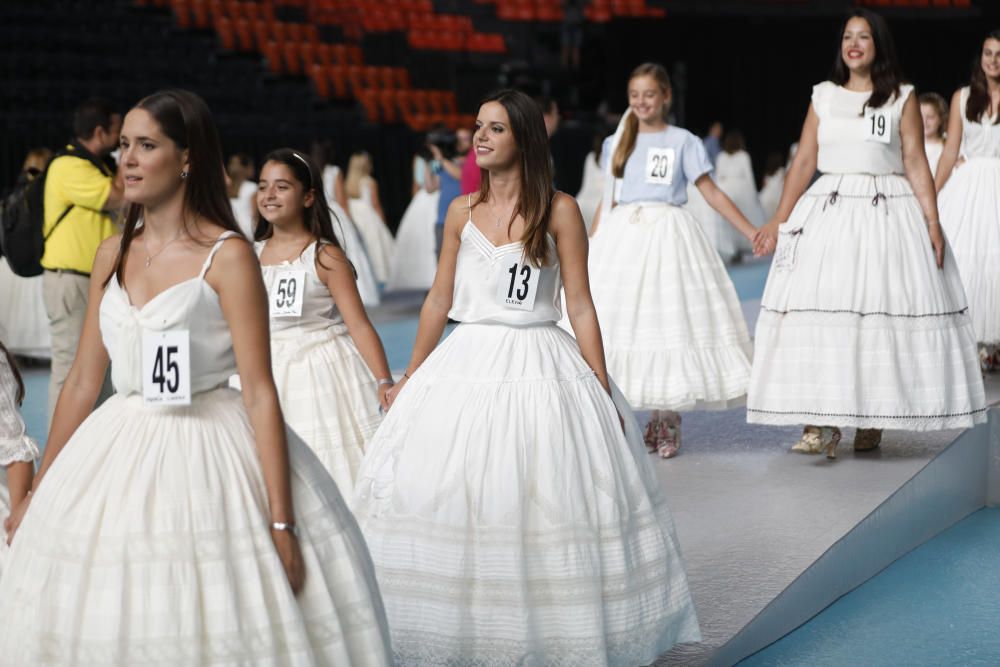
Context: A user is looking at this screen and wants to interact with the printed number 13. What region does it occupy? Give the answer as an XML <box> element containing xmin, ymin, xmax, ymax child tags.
<box><xmin>507</xmin><ymin>263</ymin><xmax>531</xmax><ymax>300</ymax></box>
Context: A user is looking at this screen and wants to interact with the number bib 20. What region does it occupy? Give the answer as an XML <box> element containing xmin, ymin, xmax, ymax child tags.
<box><xmin>496</xmin><ymin>258</ymin><xmax>540</xmax><ymax>311</ymax></box>
<box><xmin>864</xmin><ymin>109</ymin><xmax>891</xmax><ymax>144</ymax></box>
<box><xmin>644</xmin><ymin>147</ymin><xmax>676</xmax><ymax>186</ymax></box>
<box><xmin>269</xmin><ymin>270</ymin><xmax>305</xmax><ymax>318</ymax></box>
<box><xmin>142</xmin><ymin>330</ymin><xmax>191</xmax><ymax>406</ymax></box>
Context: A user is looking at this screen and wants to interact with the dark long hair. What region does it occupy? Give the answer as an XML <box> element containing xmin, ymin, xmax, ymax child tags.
<box><xmin>967</xmin><ymin>30</ymin><xmax>1000</xmax><ymax>124</ymax></box>
<box><xmin>254</xmin><ymin>148</ymin><xmax>352</xmax><ymax>274</ymax></box>
<box><xmin>830</xmin><ymin>9</ymin><xmax>903</xmax><ymax>113</ymax></box>
<box><xmin>105</xmin><ymin>90</ymin><xmax>240</xmax><ymax>287</ymax></box>
<box><xmin>476</xmin><ymin>89</ymin><xmax>554</xmax><ymax>266</ymax></box>
<box><xmin>0</xmin><ymin>341</ymin><xmax>25</xmax><ymax>406</ymax></box>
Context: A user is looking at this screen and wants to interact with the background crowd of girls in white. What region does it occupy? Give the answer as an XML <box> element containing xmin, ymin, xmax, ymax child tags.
<box><xmin>0</xmin><ymin>9</ymin><xmax>998</xmax><ymax>666</ymax></box>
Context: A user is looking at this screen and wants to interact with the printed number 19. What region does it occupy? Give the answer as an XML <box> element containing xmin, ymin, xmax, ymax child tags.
<box><xmin>507</xmin><ymin>263</ymin><xmax>531</xmax><ymax>300</ymax></box>
<box><xmin>152</xmin><ymin>345</ymin><xmax>180</xmax><ymax>393</ymax></box>
<box><xmin>870</xmin><ymin>114</ymin><xmax>886</xmax><ymax>137</ymax></box>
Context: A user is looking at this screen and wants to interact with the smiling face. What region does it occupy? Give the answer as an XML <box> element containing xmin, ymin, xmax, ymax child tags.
<box><xmin>920</xmin><ymin>102</ymin><xmax>942</xmax><ymax>139</ymax></box>
<box><xmin>982</xmin><ymin>37</ymin><xmax>1000</xmax><ymax>81</ymax></box>
<box><xmin>257</xmin><ymin>160</ymin><xmax>314</xmax><ymax>230</ymax></box>
<box><xmin>119</xmin><ymin>108</ymin><xmax>189</xmax><ymax>208</ymax></box>
<box><xmin>473</xmin><ymin>101</ymin><xmax>519</xmax><ymax>170</ymax></box>
<box><xmin>841</xmin><ymin>16</ymin><xmax>876</xmax><ymax>74</ymax></box>
<box><xmin>628</xmin><ymin>74</ymin><xmax>670</xmax><ymax>124</ymax></box>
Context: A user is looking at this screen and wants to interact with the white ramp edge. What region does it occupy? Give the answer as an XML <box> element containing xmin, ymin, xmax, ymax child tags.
<box><xmin>711</xmin><ymin>410</ymin><xmax>999</xmax><ymax>667</ymax></box>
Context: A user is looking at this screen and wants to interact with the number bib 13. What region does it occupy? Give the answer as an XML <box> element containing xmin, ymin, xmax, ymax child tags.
<box><xmin>142</xmin><ymin>330</ymin><xmax>192</xmax><ymax>406</ymax></box>
<box><xmin>495</xmin><ymin>257</ymin><xmax>540</xmax><ymax>311</ymax></box>
<box><xmin>269</xmin><ymin>270</ymin><xmax>306</xmax><ymax>318</ymax></box>
<box><xmin>863</xmin><ymin>109</ymin><xmax>891</xmax><ymax>144</ymax></box>
<box><xmin>644</xmin><ymin>147</ymin><xmax>676</xmax><ymax>186</ymax></box>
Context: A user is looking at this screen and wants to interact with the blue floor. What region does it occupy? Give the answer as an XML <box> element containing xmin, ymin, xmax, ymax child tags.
<box><xmin>739</xmin><ymin>508</ymin><xmax>1000</xmax><ymax>667</ymax></box>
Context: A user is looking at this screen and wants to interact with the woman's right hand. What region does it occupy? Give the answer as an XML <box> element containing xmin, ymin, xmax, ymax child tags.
<box><xmin>385</xmin><ymin>375</ymin><xmax>409</xmax><ymax>408</ymax></box>
<box><xmin>271</xmin><ymin>528</ymin><xmax>306</xmax><ymax>594</ymax></box>
<box><xmin>753</xmin><ymin>219</ymin><xmax>780</xmax><ymax>256</ymax></box>
<box><xmin>4</xmin><ymin>494</ymin><xmax>31</xmax><ymax>546</ymax></box>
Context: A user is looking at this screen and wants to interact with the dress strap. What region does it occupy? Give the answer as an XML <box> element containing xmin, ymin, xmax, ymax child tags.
<box><xmin>199</xmin><ymin>231</ymin><xmax>240</xmax><ymax>280</ymax></box>
<box><xmin>467</xmin><ymin>193</ymin><xmax>473</xmax><ymax>221</ymax></box>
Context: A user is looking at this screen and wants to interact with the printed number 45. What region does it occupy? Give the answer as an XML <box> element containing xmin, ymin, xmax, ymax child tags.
<box><xmin>152</xmin><ymin>345</ymin><xmax>180</xmax><ymax>393</ymax></box>
<box><xmin>507</xmin><ymin>264</ymin><xmax>532</xmax><ymax>300</ymax></box>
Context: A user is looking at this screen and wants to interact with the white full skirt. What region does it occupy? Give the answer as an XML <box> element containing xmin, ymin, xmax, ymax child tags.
<box><xmin>748</xmin><ymin>174</ymin><xmax>986</xmax><ymax>430</ymax></box>
<box><xmin>0</xmin><ymin>258</ymin><xmax>50</xmax><ymax>358</ymax></box>
<box><xmin>0</xmin><ymin>388</ymin><xmax>392</xmax><ymax>665</ymax></box>
<box><xmin>348</xmin><ymin>199</ymin><xmax>395</xmax><ymax>284</ymax></box>
<box><xmin>587</xmin><ymin>202</ymin><xmax>753</xmax><ymax>411</ymax></box>
<box><xmin>353</xmin><ymin>322</ymin><xmax>701</xmax><ymax>666</ymax></box>
<box><xmin>332</xmin><ymin>204</ymin><xmax>380</xmax><ymax>307</ymax></box>
<box><xmin>386</xmin><ymin>189</ymin><xmax>439</xmax><ymax>292</ymax></box>
<box><xmin>272</xmin><ymin>327</ymin><xmax>382</xmax><ymax>499</ymax></box>
<box><xmin>939</xmin><ymin>158</ymin><xmax>1000</xmax><ymax>344</ymax></box>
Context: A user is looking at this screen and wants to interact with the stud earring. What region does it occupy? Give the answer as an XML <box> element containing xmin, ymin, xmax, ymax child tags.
<box><xmin>180</xmin><ymin>170</ymin><xmax>189</xmax><ymax>179</ymax></box>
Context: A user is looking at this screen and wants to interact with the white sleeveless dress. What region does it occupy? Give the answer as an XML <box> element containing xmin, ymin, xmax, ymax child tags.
<box><xmin>748</xmin><ymin>83</ymin><xmax>986</xmax><ymax>430</ymax></box>
<box><xmin>258</xmin><ymin>240</ymin><xmax>382</xmax><ymax>498</ymax></box>
<box><xmin>353</xmin><ymin>208</ymin><xmax>700</xmax><ymax>666</ymax></box>
<box><xmin>323</xmin><ymin>165</ymin><xmax>381</xmax><ymax>306</ymax></box>
<box><xmin>939</xmin><ymin>86</ymin><xmax>1000</xmax><ymax>345</ymax></box>
<box><xmin>386</xmin><ymin>187</ymin><xmax>440</xmax><ymax>292</ymax></box>
<box><xmin>0</xmin><ymin>233</ymin><xmax>392</xmax><ymax>665</ymax></box>
<box><xmin>0</xmin><ymin>259</ymin><xmax>50</xmax><ymax>358</ymax></box>
<box><xmin>0</xmin><ymin>349</ymin><xmax>39</xmax><ymax>574</ymax></box>
<box><xmin>348</xmin><ymin>178</ymin><xmax>395</xmax><ymax>284</ymax></box>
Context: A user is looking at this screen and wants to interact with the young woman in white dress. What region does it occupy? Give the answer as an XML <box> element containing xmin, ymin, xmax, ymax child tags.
<box><xmin>352</xmin><ymin>89</ymin><xmax>700</xmax><ymax>666</ymax></box>
<box><xmin>313</xmin><ymin>141</ymin><xmax>381</xmax><ymax>306</ymax></box>
<box><xmin>588</xmin><ymin>63</ymin><xmax>758</xmax><ymax>458</ymax></box>
<box><xmin>346</xmin><ymin>152</ymin><xmax>395</xmax><ymax>284</ymax></box>
<box><xmin>0</xmin><ymin>341</ymin><xmax>37</xmax><ymax>572</ymax></box>
<box><xmin>0</xmin><ymin>150</ymin><xmax>54</xmax><ymax>359</ymax></box>
<box><xmin>255</xmin><ymin>148</ymin><xmax>393</xmax><ymax>498</ymax></box>
<box><xmin>750</xmin><ymin>11</ymin><xmax>986</xmax><ymax>456</ymax></box>
<box><xmin>936</xmin><ymin>30</ymin><xmax>1000</xmax><ymax>370</ymax></box>
<box><xmin>920</xmin><ymin>92</ymin><xmax>948</xmax><ymax>176</ymax></box>
<box><xmin>715</xmin><ymin>129</ymin><xmax>766</xmax><ymax>256</ymax></box>
<box><xmin>386</xmin><ymin>152</ymin><xmax>441</xmax><ymax>291</ymax></box>
<box><xmin>0</xmin><ymin>90</ymin><xmax>391</xmax><ymax>665</ymax></box>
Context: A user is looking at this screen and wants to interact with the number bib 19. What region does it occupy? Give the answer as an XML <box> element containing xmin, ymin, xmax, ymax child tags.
<box><xmin>142</xmin><ymin>330</ymin><xmax>191</xmax><ymax>406</ymax></box>
<box><xmin>269</xmin><ymin>270</ymin><xmax>306</xmax><ymax>318</ymax></box>
<box><xmin>644</xmin><ymin>147</ymin><xmax>676</xmax><ymax>186</ymax></box>
<box><xmin>495</xmin><ymin>257</ymin><xmax>540</xmax><ymax>311</ymax></box>
<box><xmin>863</xmin><ymin>109</ymin><xmax>891</xmax><ymax>144</ymax></box>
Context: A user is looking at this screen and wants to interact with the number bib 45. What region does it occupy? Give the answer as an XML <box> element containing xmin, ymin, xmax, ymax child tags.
<box><xmin>864</xmin><ymin>109</ymin><xmax>891</xmax><ymax>144</ymax></box>
<box><xmin>142</xmin><ymin>330</ymin><xmax>191</xmax><ymax>406</ymax></box>
<box><xmin>269</xmin><ymin>270</ymin><xmax>305</xmax><ymax>318</ymax></box>
<box><xmin>496</xmin><ymin>258</ymin><xmax>540</xmax><ymax>311</ymax></box>
<box><xmin>644</xmin><ymin>147</ymin><xmax>676</xmax><ymax>186</ymax></box>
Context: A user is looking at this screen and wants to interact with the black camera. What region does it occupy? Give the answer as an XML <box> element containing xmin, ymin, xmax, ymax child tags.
<box><xmin>419</xmin><ymin>127</ymin><xmax>458</xmax><ymax>161</ymax></box>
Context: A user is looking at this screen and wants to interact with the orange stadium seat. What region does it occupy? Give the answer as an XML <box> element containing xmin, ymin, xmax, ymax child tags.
<box><xmin>171</xmin><ymin>0</ymin><xmax>192</xmax><ymax>29</ymax></box>
<box><xmin>310</xmin><ymin>63</ymin><xmax>332</xmax><ymax>98</ymax></box>
<box><xmin>214</xmin><ymin>16</ymin><xmax>236</xmax><ymax>50</ymax></box>
<box><xmin>235</xmin><ymin>17</ymin><xmax>254</xmax><ymax>51</ymax></box>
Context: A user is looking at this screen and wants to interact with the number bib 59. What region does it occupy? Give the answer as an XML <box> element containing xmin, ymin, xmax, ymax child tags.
<box><xmin>269</xmin><ymin>270</ymin><xmax>305</xmax><ymax>318</ymax></box>
<box><xmin>142</xmin><ymin>330</ymin><xmax>191</xmax><ymax>406</ymax></box>
<box><xmin>863</xmin><ymin>109</ymin><xmax>891</xmax><ymax>144</ymax></box>
<box><xmin>496</xmin><ymin>258</ymin><xmax>540</xmax><ymax>311</ymax></box>
<box><xmin>644</xmin><ymin>147</ymin><xmax>676</xmax><ymax>186</ymax></box>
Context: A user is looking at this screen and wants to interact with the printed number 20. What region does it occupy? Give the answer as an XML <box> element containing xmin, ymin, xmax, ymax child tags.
<box><xmin>650</xmin><ymin>154</ymin><xmax>670</xmax><ymax>179</ymax></box>
<box><xmin>507</xmin><ymin>263</ymin><xmax>531</xmax><ymax>300</ymax></box>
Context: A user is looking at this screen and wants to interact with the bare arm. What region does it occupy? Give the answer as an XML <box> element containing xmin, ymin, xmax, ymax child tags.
<box><xmin>554</xmin><ymin>194</ymin><xmax>612</xmax><ymax>395</ymax></box>
<box><xmin>424</xmin><ymin>164</ymin><xmax>440</xmax><ymax>193</ymax></box>
<box><xmin>429</xmin><ymin>145</ymin><xmax>464</xmax><ymax>180</ymax></box>
<box><xmin>103</xmin><ymin>166</ymin><xmax>126</xmax><ymax>211</ymax></box>
<box><xmin>900</xmin><ymin>93</ymin><xmax>945</xmax><ymax>269</ymax></box>
<box><xmin>6</xmin><ymin>461</ymin><xmax>33</xmax><ymax>510</ymax></box>
<box><xmin>588</xmin><ymin>197</ymin><xmax>603</xmax><ymax>237</ymax></box>
<box><xmin>211</xmin><ymin>238</ymin><xmax>304</xmax><ymax>592</ymax></box>
<box><xmin>385</xmin><ymin>196</ymin><xmax>465</xmax><ymax>405</ymax></box>
<box><xmin>317</xmin><ymin>245</ymin><xmax>393</xmax><ymax>410</ymax></box>
<box><xmin>695</xmin><ymin>175</ymin><xmax>758</xmax><ymax>243</ymax></box>
<box><xmin>754</xmin><ymin>103</ymin><xmax>820</xmax><ymax>254</ymax></box>
<box><xmin>934</xmin><ymin>90</ymin><xmax>964</xmax><ymax>191</ymax></box>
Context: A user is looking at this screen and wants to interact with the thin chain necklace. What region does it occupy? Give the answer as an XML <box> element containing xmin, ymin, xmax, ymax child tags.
<box><xmin>144</xmin><ymin>228</ymin><xmax>185</xmax><ymax>268</ymax></box>
<box><xmin>488</xmin><ymin>196</ymin><xmax>517</xmax><ymax>229</ymax></box>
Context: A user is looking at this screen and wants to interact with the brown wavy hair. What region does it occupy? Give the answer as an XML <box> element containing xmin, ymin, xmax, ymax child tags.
<box><xmin>475</xmin><ymin>89</ymin><xmax>554</xmax><ymax>267</ymax></box>
<box><xmin>611</xmin><ymin>63</ymin><xmax>671</xmax><ymax>179</ymax></box>
<box><xmin>966</xmin><ymin>30</ymin><xmax>1000</xmax><ymax>125</ymax></box>
<box><xmin>918</xmin><ymin>92</ymin><xmax>949</xmax><ymax>139</ymax></box>
<box><xmin>104</xmin><ymin>90</ymin><xmax>240</xmax><ymax>288</ymax></box>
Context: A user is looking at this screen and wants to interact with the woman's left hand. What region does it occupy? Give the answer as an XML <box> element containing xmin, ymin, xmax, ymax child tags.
<box><xmin>928</xmin><ymin>222</ymin><xmax>945</xmax><ymax>269</ymax></box>
<box><xmin>378</xmin><ymin>383</ymin><xmax>392</xmax><ymax>412</ymax></box>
